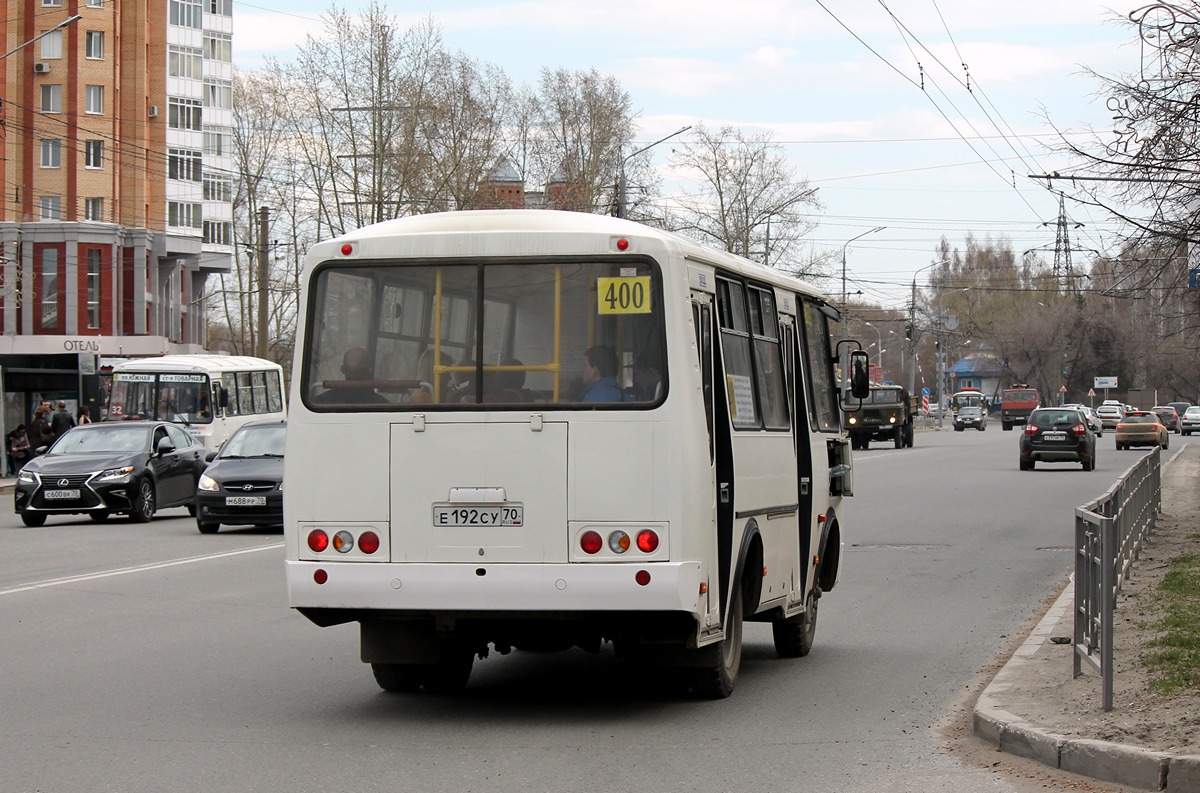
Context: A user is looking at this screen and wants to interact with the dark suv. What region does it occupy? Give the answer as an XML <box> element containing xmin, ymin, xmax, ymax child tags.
<box><xmin>1019</xmin><ymin>407</ymin><xmax>1097</xmax><ymax>471</ymax></box>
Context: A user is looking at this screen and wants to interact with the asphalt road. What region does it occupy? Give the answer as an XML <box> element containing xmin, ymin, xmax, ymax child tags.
<box><xmin>0</xmin><ymin>426</ymin><xmax>1172</xmax><ymax>793</ymax></box>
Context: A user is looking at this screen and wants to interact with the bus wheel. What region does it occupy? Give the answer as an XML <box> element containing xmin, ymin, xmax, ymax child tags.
<box><xmin>372</xmin><ymin>663</ymin><xmax>424</xmax><ymax>693</ymax></box>
<box><xmin>772</xmin><ymin>589</ymin><xmax>818</xmax><ymax>658</ymax></box>
<box><xmin>692</xmin><ymin>587</ymin><xmax>743</xmax><ymax>699</ymax></box>
<box><xmin>128</xmin><ymin>479</ymin><xmax>156</xmax><ymax>523</ymax></box>
<box><xmin>421</xmin><ymin>642</ymin><xmax>474</xmax><ymax>695</ymax></box>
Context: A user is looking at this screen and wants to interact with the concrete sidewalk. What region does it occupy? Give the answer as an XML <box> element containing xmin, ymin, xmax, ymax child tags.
<box><xmin>973</xmin><ymin>447</ymin><xmax>1200</xmax><ymax>792</ymax></box>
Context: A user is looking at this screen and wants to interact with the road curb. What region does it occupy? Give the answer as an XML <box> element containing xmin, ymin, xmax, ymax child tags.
<box><xmin>974</xmin><ymin>520</ymin><xmax>1199</xmax><ymax>791</ymax></box>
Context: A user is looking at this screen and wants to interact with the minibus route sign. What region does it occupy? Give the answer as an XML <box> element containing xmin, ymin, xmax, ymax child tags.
<box><xmin>597</xmin><ymin>276</ymin><xmax>651</xmax><ymax>315</ymax></box>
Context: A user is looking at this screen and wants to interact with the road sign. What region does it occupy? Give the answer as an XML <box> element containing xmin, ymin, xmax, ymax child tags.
<box><xmin>1094</xmin><ymin>376</ymin><xmax>1118</xmax><ymax>389</ymax></box>
<box><xmin>922</xmin><ymin>387</ymin><xmax>929</xmax><ymax>396</ymax></box>
<box><xmin>1087</xmin><ymin>388</ymin><xmax>1096</xmax><ymax>397</ymax></box>
<box><xmin>1059</xmin><ymin>384</ymin><xmax>1068</xmax><ymax>393</ymax></box>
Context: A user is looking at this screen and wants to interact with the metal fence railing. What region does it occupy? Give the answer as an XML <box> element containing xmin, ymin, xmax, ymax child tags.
<box><xmin>1073</xmin><ymin>447</ymin><xmax>1161</xmax><ymax>711</ymax></box>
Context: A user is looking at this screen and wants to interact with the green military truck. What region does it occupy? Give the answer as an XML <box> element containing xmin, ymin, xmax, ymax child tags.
<box><xmin>845</xmin><ymin>384</ymin><xmax>916</xmax><ymax>450</ymax></box>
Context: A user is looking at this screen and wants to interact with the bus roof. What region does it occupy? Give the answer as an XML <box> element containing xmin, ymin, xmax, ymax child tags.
<box><xmin>110</xmin><ymin>354</ymin><xmax>281</xmax><ymax>374</ymax></box>
<box><xmin>305</xmin><ymin>209</ymin><xmax>833</xmax><ymax>305</ymax></box>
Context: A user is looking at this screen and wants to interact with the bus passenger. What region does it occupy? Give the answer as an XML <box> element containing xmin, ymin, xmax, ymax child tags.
<box><xmin>315</xmin><ymin>347</ymin><xmax>388</xmax><ymax>404</ymax></box>
<box><xmin>581</xmin><ymin>345</ymin><xmax>625</xmax><ymax>402</ymax></box>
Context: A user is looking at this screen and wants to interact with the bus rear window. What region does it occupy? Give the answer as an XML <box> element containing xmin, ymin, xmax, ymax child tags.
<box><xmin>304</xmin><ymin>259</ymin><xmax>665</xmax><ymax>409</ymax></box>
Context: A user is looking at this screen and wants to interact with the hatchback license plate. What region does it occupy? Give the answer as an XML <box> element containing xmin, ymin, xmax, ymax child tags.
<box><xmin>1042</xmin><ymin>432</ymin><xmax>1067</xmax><ymax>441</ymax></box>
<box><xmin>226</xmin><ymin>496</ymin><xmax>266</xmax><ymax>506</ymax></box>
<box><xmin>433</xmin><ymin>504</ymin><xmax>524</xmax><ymax>527</ymax></box>
<box><xmin>44</xmin><ymin>488</ymin><xmax>80</xmax><ymax>500</ymax></box>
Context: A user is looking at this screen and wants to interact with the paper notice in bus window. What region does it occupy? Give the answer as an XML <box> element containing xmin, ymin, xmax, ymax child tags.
<box><xmin>114</xmin><ymin>373</ymin><xmax>154</xmax><ymax>382</ymax></box>
<box><xmin>726</xmin><ymin>374</ymin><xmax>757</xmax><ymax>427</ymax></box>
<box><xmin>597</xmin><ymin>276</ymin><xmax>652</xmax><ymax>315</ymax></box>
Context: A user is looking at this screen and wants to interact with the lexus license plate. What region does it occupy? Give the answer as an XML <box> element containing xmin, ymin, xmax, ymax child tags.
<box><xmin>44</xmin><ymin>489</ymin><xmax>80</xmax><ymax>500</ymax></box>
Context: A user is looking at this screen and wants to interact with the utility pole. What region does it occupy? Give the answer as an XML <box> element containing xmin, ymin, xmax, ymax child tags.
<box><xmin>256</xmin><ymin>206</ymin><xmax>270</xmax><ymax>360</ymax></box>
<box><xmin>617</xmin><ymin>126</ymin><xmax>691</xmax><ymax>219</ymax></box>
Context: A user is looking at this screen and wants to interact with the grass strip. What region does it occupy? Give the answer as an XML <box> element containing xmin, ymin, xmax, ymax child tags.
<box><xmin>1144</xmin><ymin>540</ymin><xmax>1200</xmax><ymax>694</ymax></box>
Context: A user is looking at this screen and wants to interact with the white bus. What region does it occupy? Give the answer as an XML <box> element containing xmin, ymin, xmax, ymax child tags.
<box><xmin>106</xmin><ymin>354</ymin><xmax>286</xmax><ymax>451</ymax></box>
<box><xmin>284</xmin><ymin>210</ymin><xmax>868</xmax><ymax>698</ymax></box>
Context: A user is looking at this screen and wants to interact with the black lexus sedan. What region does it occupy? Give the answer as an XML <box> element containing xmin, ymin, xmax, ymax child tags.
<box><xmin>194</xmin><ymin>419</ymin><xmax>285</xmax><ymax>534</ymax></box>
<box><xmin>14</xmin><ymin>421</ymin><xmax>207</xmax><ymax>527</ymax></box>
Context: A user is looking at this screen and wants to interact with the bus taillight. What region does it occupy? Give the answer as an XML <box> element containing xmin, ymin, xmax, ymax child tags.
<box><xmin>636</xmin><ymin>530</ymin><xmax>659</xmax><ymax>553</ymax></box>
<box><xmin>359</xmin><ymin>531</ymin><xmax>380</xmax><ymax>555</ymax></box>
<box><xmin>580</xmin><ymin>531</ymin><xmax>603</xmax><ymax>555</ymax></box>
<box><xmin>307</xmin><ymin>529</ymin><xmax>329</xmax><ymax>552</ymax></box>
<box><xmin>608</xmin><ymin>531</ymin><xmax>630</xmax><ymax>553</ymax></box>
<box><xmin>332</xmin><ymin>531</ymin><xmax>355</xmax><ymax>553</ymax></box>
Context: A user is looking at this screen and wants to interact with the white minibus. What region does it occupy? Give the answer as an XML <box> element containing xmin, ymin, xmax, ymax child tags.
<box><xmin>284</xmin><ymin>210</ymin><xmax>868</xmax><ymax>698</ymax></box>
<box><xmin>106</xmin><ymin>354</ymin><xmax>286</xmax><ymax>451</ymax></box>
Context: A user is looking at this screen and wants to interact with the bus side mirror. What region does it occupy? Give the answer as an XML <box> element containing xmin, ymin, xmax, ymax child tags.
<box><xmin>217</xmin><ymin>386</ymin><xmax>229</xmax><ymax>409</ymax></box>
<box><xmin>849</xmin><ymin>350</ymin><xmax>870</xmax><ymax>399</ymax></box>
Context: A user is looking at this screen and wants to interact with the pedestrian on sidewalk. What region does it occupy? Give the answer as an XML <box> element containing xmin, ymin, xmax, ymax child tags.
<box><xmin>51</xmin><ymin>400</ymin><xmax>76</xmax><ymax>439</ymax></box>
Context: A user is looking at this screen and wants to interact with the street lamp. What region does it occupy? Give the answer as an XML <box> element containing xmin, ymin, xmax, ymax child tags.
<box><xmin>616</xmin><ymin>125</ymin><xmax>691</xmax><ymax>219</ymax></box>
<box><xmin>935</xmin><ymin>286</ymin><xmax>970</xmax><ymax>429</ymax></box>
<box><xmin>839</xmin><ymin>226</ymin><xmax>886</xmax><ymax>389</ymax></box>
<box><xmin>0</xmin><ymin>13</ymin><xmax>82</xmax><ymax>60</ymax></box>
<box><xmin>909</xmin><ymin>259</ymin><xmax>948</xmax><ymax>398</ymax></box>
<box><xmin>864</xmin><ymin>322</ymin><xmax>883</xmax><ymax>378</ymax></box>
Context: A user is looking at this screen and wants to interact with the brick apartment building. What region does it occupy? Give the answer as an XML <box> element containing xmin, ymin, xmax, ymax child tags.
<box><xmin>0</xmin><ymin>0</ymin><xmax>233</xmax><ymax>438</ymax></box>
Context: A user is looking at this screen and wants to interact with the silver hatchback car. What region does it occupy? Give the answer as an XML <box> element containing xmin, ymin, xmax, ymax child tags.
<box><xmin>1182</xmin><ymin>406</ymin><xmax>1200</xmax><ymax>436</ymax></box>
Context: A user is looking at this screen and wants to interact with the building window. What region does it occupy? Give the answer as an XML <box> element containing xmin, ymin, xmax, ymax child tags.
<box><xmin>168</xmin><ymin>201</ymin><xmax>202</xmax><ymax>229</ymax></box>
<box><xmin>203</xmin><ymin>220</ymin><xmax>232</xmax><ymax>245</ymax></box>
<box><xmin>85</xmin><ymin>139</ymin><xmax>104</xmax><ymax>169</ymax></box>
<box><xmin>203</xmin><ymin>170</ymin><xmax>233</xmax><ymax>202</ymax></box>
<box><xmin>85</xmin><ymin>30</ymin><xmax>104</xmax><ymax>59</ymax></box>
<box><xmin>208</xmin><ymin>0</ymin><xmax>232</xmax><ymax>16</ymax></box>
<box><xmin>204</xmin><ymin>32</ymin><xmax>231</xmax><ymax>62</ymax></box>
<box><xmin>41</xmin><ymin>30</ymin><xmax>62</xmax><ymax>58</ymax></box>
<box><xmin>87</xmin><ymin>248</ymin><xmax>102</xmax><ymax>329</ymax></box>
<box><xmin>169</xmin><ymin>148</ymin><xmax>202</xmax><ymax>182</ymax></box>
<box><xmin>41</xmin><ymin>249</ymin><xmax>59</xmax><ymax>328</ymax></box>
<box><xmin>168</xmin><ymin>97</ymin><xmax>203</xmax><ymax>131</ymax></box>
<box><xmin>42</xmin><ymin>0</ymin><xmax>62</xmax><ymax>5</ymax></box>
<box><xmin>39</xmin><ymin>196</ymin><xmax>62</xmax><ymax>220</ymax></box>
<box><xmin>203</xmin><ymin>128</ymin><xmax>231</xmax><ymax>156</ymax></box>
<box><xmin>203</xmin><ymin>78</ymin><xmax>232</xmax><ymax>110</ymax></box>
<box><xmin>84</xmin><ymin>197</ymin><xmax>104</xmax><ymax>221</ymax></box>
<box><xmin>169</xmin><ymin>0</ymin><xmax>202</xmax><ymax>28</ymax></box>
<box><xmin>85</xmin><ymin>85</ymin><xmax>103</xmax><ymax>114</ymax></box>
<box><xmin>168</xmin><ymin>45</ymin><xmax>202</xmax><ymax>78</ymax></box>
<box><xmin>40</xmin><ymin>84</ymin><xmax>62</xmax><ymax>113</ymax></box>
<box><xmin>86</xmin><ymin>0</ymin><xmax>103</xmax><ymax>6</ymax></box>
<box><xmin>40</xmin><ymin>139</ymin><xmax>62</xmax><ymax>168</ymax></box>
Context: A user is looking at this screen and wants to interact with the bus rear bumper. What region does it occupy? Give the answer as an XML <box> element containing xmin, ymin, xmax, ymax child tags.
<box><xmin>285</xmin><ymin>560</ymin><xmax>704</xmax><ymax>615</ymax></box>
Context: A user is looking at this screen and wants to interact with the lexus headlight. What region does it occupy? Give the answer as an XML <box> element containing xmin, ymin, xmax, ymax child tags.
<box><xmin>18</xmin><ymin>470</ymin><xmax>36</xmax><ymax>484</ymax></box>
<box><xmin>198</xmin><ymin>473</ymin><xmax>219</xmax><ymax>492</ymax></box>
<box><xmin>96</xmin><ymin>466</ymin><xmax>135</xmax><ymax>481</ymax></box>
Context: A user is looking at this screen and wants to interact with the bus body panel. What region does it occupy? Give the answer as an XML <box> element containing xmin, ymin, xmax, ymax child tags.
<box><xmin>284</xmin><ymin>560</ymin><xmax>703</xmax><ymax>614</ymax></box>
<box><xmin>392</xmin><ymin>419</ymin><xmax>570</xmax><ymax>563</ymax></box>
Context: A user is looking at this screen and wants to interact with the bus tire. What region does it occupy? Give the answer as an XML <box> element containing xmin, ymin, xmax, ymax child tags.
<box><xmin>372</xmin><ymin>663</ymin><xmax>424</xmax><ymax>693</ymax></box>
<box><xmin>772</xmin><ymin>589</ymin><xmax>818</xmax><ymax>658</ymax></box>
<box><xmin>128</xmin><ymin>479</ymin><xmax>156</xmax><ymax>523</ymax></box>
<box><xmin>421</xmin><ymin>643</ymin><xmax>474</xmax><ymax>695</ymax></box>
<box><xmin>692</xmin><ymin>587</ymin><xmax>743</xmax><ymax>699</ymax></box>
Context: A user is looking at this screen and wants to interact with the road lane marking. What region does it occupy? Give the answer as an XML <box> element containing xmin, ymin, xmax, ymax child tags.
<box><xmin>0</xmin><ymin>543</ymin><xmax>284</xmax><ymax>597</ymax></box>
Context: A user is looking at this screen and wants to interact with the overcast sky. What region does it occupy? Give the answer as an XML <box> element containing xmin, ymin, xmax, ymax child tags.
<box><xmin>231</xmin><ymin>0</ymin><xmax>1140</xmax><ymax>308</ymax></box>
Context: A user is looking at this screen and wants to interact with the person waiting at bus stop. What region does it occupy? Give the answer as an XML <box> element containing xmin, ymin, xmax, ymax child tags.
<box><xmin>581</xmin><ymin>345</ymin><xmax>626</xmax><ymax>403</ymax></box>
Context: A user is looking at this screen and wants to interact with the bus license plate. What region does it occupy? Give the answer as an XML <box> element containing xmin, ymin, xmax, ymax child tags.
<box><xmin>45</xmin><ymin>489</ymin><xmax>80</xmax><ymax>500</ymax></box>
<box><xmin>433</xmin><ymin>505</ymin><xmax>524</xmax><ymax>527</ymax></box>
<box><xmin>226</xmin><ymin>496</ymin><xmax>266</xmax><ymax>507</ymax></box>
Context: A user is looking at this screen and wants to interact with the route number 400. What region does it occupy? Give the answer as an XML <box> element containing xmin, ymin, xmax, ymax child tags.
<box><xmin>597</xmin><ymin>276</ymin><xmax>652</xmax><ymax>315</ymax></box>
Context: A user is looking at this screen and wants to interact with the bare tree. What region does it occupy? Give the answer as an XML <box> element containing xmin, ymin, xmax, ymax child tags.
<box><xmin>531</xmin><ymin>68</ymin><xmax>637</xmax><ymax>213</ymax></box>
<box><xmin>666</xmin><ymin>124</ymin><xmax>822</xmax><ymax>277</ymax></box>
